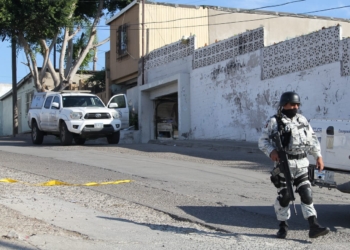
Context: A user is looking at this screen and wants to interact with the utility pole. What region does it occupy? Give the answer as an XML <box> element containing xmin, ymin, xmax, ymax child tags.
<box><xmin>142</xmin><ymin>0</ymin><xmax>145</xmax><ymax>85</ymax></box>
<box><xmin>11</xmin><ymin>36</ymin><xmax>18</xmax><ymax>137</ymax></box>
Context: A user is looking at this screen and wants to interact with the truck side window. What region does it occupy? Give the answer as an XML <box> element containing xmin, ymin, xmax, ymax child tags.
<box><xmin>111</xmin><ymin>95</ymin><xmax>126</xmax><ymax>108</ymax></box>
<box><xmin>51</xmin><ymin>96</ymin><xmax>60</xmax><ymax>109</ymax></box>
<box><xmin>44</xmin><ymin>96</ymin><xmax>53</xmax><ymax>109</ymax></box>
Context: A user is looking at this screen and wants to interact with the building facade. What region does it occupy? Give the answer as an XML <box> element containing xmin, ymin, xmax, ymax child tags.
<box><xmin>136</xmin><ymin>25</ymin><xmax>350</xmax><ymax>143</ymax></box>
<box><xmin>106</xmin><ymin>1</ymin><xmax>350</xmax><ymax>97</ymax></box>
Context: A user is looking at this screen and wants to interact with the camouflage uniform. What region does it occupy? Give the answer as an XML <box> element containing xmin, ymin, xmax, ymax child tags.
<box><xmin>258</xmin><ymin>113</ymin><xmax>322</xmax><ymax>220</ymax></box>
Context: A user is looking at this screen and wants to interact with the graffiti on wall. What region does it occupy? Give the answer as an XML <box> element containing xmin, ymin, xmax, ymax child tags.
<box><xmin>210</xmin><ymin>58</ymin><xmax>246</xmax><ymax>81</ymax></box>
<box><xmin>193</xmin><ymin>27</ymin><xmax>264</xmax><ymax>70</ymax></box>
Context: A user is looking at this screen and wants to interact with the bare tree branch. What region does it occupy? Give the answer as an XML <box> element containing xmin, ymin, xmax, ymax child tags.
<box><xmin>67</xmin><ymin>0</ymin><xmax>104</xmax><ymax>84</ymax></box>
<box><xmin>38</xmin><ymin>39</ymin><xmax>50</xmax><ymax>82</ymax></box>
<box><xmin>68</xmin><ymin>27</ymin><xmax>81</xmax><ymax>41</ymax></box>
<box><xmin>59</xmin><ymin>27</ymin><xmax>69</xmax><ymax>84</ymax></box>
<box><xmin>47</xmin><ymin>58</ymin><xmax>59</xmax><ymax>87</ymax></box>
<box><xmin>93</xmin><ymin>37</ymin><xmax>110</xmax><ymax>48</ymax></box>
<box><xmin>18</xmin><ymin>33</ymin><xmax>42</xmax><ymax>91</ymax></box>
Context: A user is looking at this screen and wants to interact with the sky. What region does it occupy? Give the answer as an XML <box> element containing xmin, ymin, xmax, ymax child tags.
<box><xmin>0</xmin><ymin>0</ymin><xmax>349</xmax><ymax>85</ymax></box>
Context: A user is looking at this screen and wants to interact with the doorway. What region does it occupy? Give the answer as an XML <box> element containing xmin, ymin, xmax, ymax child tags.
<box><xmin>154</xmin><ymin>93</ymin><xmax>178</xmax><ymax>140</ymax></box>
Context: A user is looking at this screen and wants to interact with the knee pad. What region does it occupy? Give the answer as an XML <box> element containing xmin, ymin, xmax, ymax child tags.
<box><xmin>298</xmin><ymin>184</ymin><xmax>313</xmax><ymax>205</ymax></box>
<box><xmin>278</xmin><ymin>189</ymin><xmax>291</xmax><ymax>207</ymax></box>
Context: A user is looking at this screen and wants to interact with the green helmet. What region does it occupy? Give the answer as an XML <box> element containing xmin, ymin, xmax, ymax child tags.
<box><xmin>279</xmin><ymin>91</ymin><xmax>300</xmax><ymax>106</ymax></box>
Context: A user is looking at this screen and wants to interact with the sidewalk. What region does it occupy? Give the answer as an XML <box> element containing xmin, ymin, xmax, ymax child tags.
<box><xmin>148</xmin><ymin>138</ymin><xmax>260</xmax><ymax>153</ymax></box>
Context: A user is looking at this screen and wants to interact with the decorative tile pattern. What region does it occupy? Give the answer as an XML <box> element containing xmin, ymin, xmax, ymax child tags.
<box><xmin>262</xmin><ymin>26</ymin><xmax>341</xmax><ymax>80</ymax></box>
<box><xmin>144</xmin><ymin>36</ymin><xmax>196</xmax><ymax>70</ymax></box>
<box><xmin>342</xmin><ymin>38</ymin><xmax>350</xmax><ymax>76</ymax></box>
<box><xmin>193</xmin><ymin>27</ymin><xmax>264</xmax><ymax>69</ymax></box>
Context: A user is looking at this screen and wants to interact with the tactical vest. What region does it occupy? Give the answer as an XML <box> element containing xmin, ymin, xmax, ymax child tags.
<box><xmin>281</xmin><ymin>116</ymin><xmax>313</xmax><ymax>151</ymax></box>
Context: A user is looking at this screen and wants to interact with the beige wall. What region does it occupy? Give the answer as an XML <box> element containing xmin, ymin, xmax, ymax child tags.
<box><xmin>109</xmin><ymin>3</ymin><xmax>209</xmax><ymax>86</ymax></box>
<box><xmin>109</xmin><ymin>3</ymin><xmax>350</xmax><ymax>87</ymax></box>
<box><xmin>141</xmin><ymin>4</ymin><xmax>209</xmax><ymax>54</ymax></box>
<box><xmin>109</xmin><ymin>4</ymin><xmax>140</xmax><ymax>84</ymax></box>
<box><xmin>208</xmin><ymin>10</ymin><xmax>350</xmax><ymax>46</ymax></box>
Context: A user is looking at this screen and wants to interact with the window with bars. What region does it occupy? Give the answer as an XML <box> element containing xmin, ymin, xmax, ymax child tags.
<box><xmin>117</xmin><ymin>24</ymin><xmax>128</xmax><ymax>59</ymax></box>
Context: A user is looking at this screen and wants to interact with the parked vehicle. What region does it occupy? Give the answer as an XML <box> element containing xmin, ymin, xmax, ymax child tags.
<box><xmin>27</xmin><ymin>91</ymin><xmax>129</xmax><ymax>145</ymax></box>
<box><xmin>308</xmin><ymin>119</ymin><xmax>350</xmax><ymax>194</ymax></box>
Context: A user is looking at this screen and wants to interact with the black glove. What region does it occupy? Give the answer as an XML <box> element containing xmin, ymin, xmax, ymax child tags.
<box><xmin>270</xmin><ymin>173</ymin><xmax>281</xmax><ymax>188</ymax></box>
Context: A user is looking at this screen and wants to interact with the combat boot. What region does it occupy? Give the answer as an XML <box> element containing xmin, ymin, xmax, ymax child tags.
<box><xmin>277</xmin><ymin>221</ymin><xmax>288</xmax><ymax>239</ymax></box>
<box><xmin>308</xmin><ymin>216</ymin><xmax>330</xmax><ymax>238</ymax></box>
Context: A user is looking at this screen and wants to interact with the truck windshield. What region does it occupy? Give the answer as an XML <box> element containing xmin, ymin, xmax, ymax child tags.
<box><xmin>62</xmin><ymin>96</ymin><xmax>105</xmax><ymax>107</ymax></box>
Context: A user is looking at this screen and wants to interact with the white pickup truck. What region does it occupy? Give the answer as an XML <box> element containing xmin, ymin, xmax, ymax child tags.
<box><xmin>308</xmin><ymin>119</ymin><xmax>350</xmax><ymax>194</ymax></box>
<box><xmin>27</xmin><ymin>91</ymin><xmax>129</xmax><ymax>145</ymax></box>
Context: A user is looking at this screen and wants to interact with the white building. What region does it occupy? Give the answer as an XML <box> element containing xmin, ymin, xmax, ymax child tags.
<box><xmin>0</xmin><ymin>83</ymin><xmax>11</xmax><ymax>97</ymax></box>
<box><xmin>134</xmin><ymin>25</ymin><xmax>350</xmax><ymax>143</ymax></box>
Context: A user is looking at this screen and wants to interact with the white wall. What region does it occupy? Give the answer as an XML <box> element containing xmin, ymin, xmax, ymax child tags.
<box><xmin>0</xmin><ymin>84</ymin><xmax>11</xmax><ymax>135</ymax></box>
<box><xmin>142</xmin><ymin>25</ymin><xmax>350</xmax><ymax>143</ymax></box>
<box><xmin>1</xmin><ymin>79</ymin><xmax>35</xmax><ymax>136</ymax></box>
<box><xmin>190</xmin><ymin>51</ymin><xmax>350</xmax><ymax>142</ymax></box>
<box><xmin>126</xmin><ymin>86</ymin><xmax>139</xmax><ymax>114</ymax></box>
<box><xmin>139</xmin><ymin>55</ymin><xmax>192</xmax><ymax>143</ymax></box>
<box><xmin>0</xmin><ymin>83</ymin><xmax>11</xmax><ymax>97</ymax></box>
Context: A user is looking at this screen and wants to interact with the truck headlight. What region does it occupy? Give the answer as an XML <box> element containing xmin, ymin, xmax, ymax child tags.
<box><xmin>70</xmin><ymin>112</ymin><xmax>83</xmax><ymax>120</ymax></box>
<box><xmin>111</xmin><ymin>111</ymin><xmax>120</xmax><ymax>119</ymax></box>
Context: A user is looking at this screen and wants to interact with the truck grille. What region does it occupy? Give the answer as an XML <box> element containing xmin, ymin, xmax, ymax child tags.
<box><xmin>85</xmin><ymin>124</ymin><xmax>112</xmax><ymax>128</ymax></box>
<box><xmin>84</xmin><ymin>113</ymin><xmax>111</xmax><ymax>119</ymax></box>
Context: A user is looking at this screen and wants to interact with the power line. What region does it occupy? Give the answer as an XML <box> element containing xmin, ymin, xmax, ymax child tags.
<box><xmin>3</xmin><ymin>3</ymin><xmax>350</xmax><ymax>36</ymax></box>
<box><xmin>1</xmin><ymin>0</ymin><xmax>305</xmax><ymax>28</ymax></box>
<box><xmin>174</xmin><ymin>0</ymin><xmax>305</xmax><ymax>10</ymax></box>
<box><xmin>303</xmin><ymin>5</ymin><xmax>350</xmax><ymax>14</ymax></box>
<box><xmin>93</xmin><ymin>4</ymin><xmax>350</xmax><ymax>31</ymax></box>
<box><xmin>121</xmin><ymin>0</ymin><xmax>307</xmax><ymax>26</ymax></box>
<box><xmin>93</xmin><ymin>3</ymin><xmax>350</xmax><ymax>30</ymax></box>
<box><xmin>146</xmin><ymin>2</ymin><xmax>166</xmax><ymax>44</ymax></box>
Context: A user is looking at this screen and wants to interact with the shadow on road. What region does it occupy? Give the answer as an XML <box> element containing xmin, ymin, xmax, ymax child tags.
<box><xmin>96</xmin><ymin>216</ymin><xmax>232</xmax><ymax>236</ymax></box>
<box><xmin>0</xmin><ymin>240</ymin><xmax>35</xmax><ymax>250</ymax></box>
<box><xmin>178</xmin><ymin>204</ymin><xmax>350</xmax><ymax>232</ymax></box>
<box><xmin>96</xmin><ymin>215</ymin><xmax>311</xmax><ymax>244</ymax></box>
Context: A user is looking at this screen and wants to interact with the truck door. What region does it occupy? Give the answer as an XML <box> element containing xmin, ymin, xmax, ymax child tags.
<box><xmin>40</xmin><ymin>96</ymin><xmax>53</xmax><ymax>130</ymax></box>
<box><xmin>107</xmin><ymin>94</ymin><xmax>129</xmax><ymax>129</ymax></box>
<box><xmin>48</xmin><ymin>95</ymin><xmax>61</xmax><ymax>131</ymax></box>
<box><xmin>324</xmin><ymin>122</ymin><xmax>350</xmax><ymax>171</ymax></box>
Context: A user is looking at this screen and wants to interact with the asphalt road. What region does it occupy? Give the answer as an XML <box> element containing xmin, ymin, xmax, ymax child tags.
<box><xmin>0</xmin><ymin>135</ymin><xmax>349</xmax><ymax>249</ymax></box>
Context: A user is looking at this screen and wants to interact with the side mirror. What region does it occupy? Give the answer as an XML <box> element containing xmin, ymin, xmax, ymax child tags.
<box><xmin>109</xmin><ymin>103</ymin><xmax>118</xmax><ymax>108</ymax></box>
<box><xmin>51</xmin><ymin>102</ymin><xmax>60</xmax><ymax>109</ymax></box>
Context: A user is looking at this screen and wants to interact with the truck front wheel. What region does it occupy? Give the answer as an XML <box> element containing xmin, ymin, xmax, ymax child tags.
<box><xmin>60</xmin><ymin>122</ymin><xmax>73</xmax><ymax>145</ymax></box>
<box><xmin>31</xmin><ymin>121</ymin><xmax>44</xmax><ymax>145</ymax></box>
<box><xmin>107</xmin><ymin>131</ymin><xmax>120</xmax><ymax>144</ymax></box>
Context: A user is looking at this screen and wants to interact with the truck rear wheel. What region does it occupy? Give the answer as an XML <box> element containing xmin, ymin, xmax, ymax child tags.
<box><xmin>31</xmin><ymin>121</ymin><xmax>44</xmax><ymax>145</ymax></box>
<box><xmin>60</xmin><ymin>122</ymin><xmax>73</xmax><ymax>145</ymax></box>
<box><xmin>107</xmin><ymin>131</ymin><xmax>120</xmax><ymax>144</ymax></box>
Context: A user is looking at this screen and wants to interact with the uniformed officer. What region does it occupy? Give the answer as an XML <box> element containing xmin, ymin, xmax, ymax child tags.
<box><xmin>258</xmin><ymin>91</ymin><xmax>330</xmax><ymax>239</ymax></box>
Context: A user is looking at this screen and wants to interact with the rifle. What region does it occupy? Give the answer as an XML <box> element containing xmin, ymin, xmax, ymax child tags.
<box><xmin>270</xmin><ymin>131</ymin><xmax>297</xmax><ymax>215</ymax></box>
